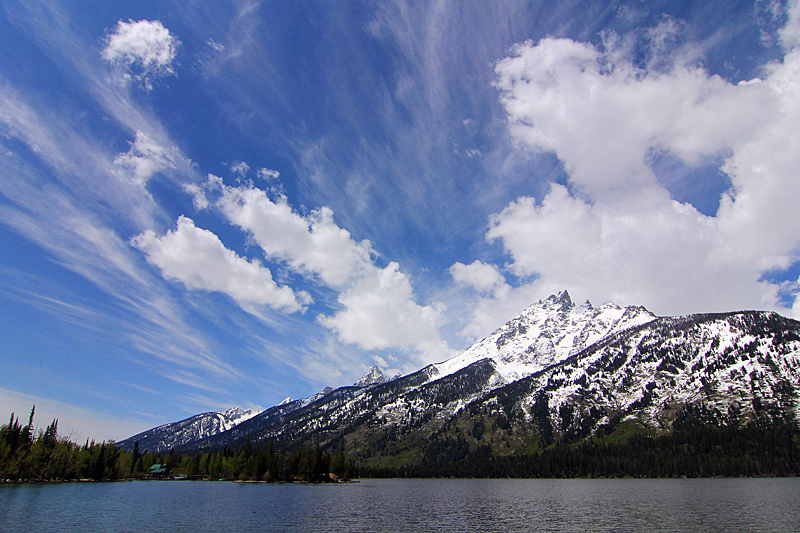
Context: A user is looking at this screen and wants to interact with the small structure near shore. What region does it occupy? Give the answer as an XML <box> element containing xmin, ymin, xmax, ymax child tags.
<box><xmin>146</xmin><ymin>464</ymin><xmax>171</xmax><ymax>479</ymax></box>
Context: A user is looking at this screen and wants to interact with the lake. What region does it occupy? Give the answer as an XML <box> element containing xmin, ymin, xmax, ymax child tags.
<box><xmin>1</xmin><ymin>478</ymin><xmax>798</xmax><ymax>532</ymax></box>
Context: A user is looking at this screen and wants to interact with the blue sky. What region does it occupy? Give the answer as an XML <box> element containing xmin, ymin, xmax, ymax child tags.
<box><xmin>2</xmin><ymin>0</ymin><xmax>800</xmax><ymax>441</ymax></box>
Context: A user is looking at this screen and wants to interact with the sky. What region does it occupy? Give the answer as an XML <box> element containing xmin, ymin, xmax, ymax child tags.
<box><xmin>2</xmin><ymin>0</ymin><xmax>800</xmax><ymax>442</ymax></box>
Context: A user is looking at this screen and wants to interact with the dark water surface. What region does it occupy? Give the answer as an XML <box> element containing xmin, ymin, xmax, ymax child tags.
<box><xmin>2</xmin><ymin>478</ymin><xmax>798</xmax><ymax>532</ymax></box>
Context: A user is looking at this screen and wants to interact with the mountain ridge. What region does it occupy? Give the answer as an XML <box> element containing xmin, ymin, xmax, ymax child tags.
<box><xmin>117</xmin><ymin>406</ymin><xmax>261</xmax><ymax>452</ymax></box>
<box><xmin>118</xmin><ymin>293</ymin><xmax>800</xmax><ymax>462</ymax></box>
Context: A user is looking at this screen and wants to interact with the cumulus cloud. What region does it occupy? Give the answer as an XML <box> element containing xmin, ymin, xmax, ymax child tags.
<box><xmin>102</xmin><ymin>19</ymin><xmax>179</xmax><ymax>90</ymax></box>
<box><xmin>186</xmin><ymin>177</ymin><xmax>451</xmax><ymax>362</ymax></box>
<box><xmin>317</xmin><ymin>262</ymin><xmax>448</xmax><ymax>361</ymax></box>
<box><xmin>450</xmin><ymin>260</ymin><xmax>507</xmax><ymax>294</ymax></box>
<box><xmin>480</xmin><ymin>24</ymin><xmax>800</xmax><ymax>320</ymax></box>
<box><xmin>485</xmin><ymin>184</ymin><xmax>752</xmax><ymax>309</ymax></box>
<box><xmin>212</xmin><ymin>182</ymin><xmax>374</xmax><ymax>288</ymax></box>
<box><xmin>496</xmin><ymin>37</ymin><xmax>775</xmax><ymax>197</ymax></box>
<box><xmin>257</xmin><ymin>167</ymin><xmax>280</xmax><ymax>181</ymax></box>
<box><xmin>781</xmin><ymin>0</ymin><xmax>800</xmax><ymax>49</ymax></box>
<box><xmin>183</xmin><ymin>183</ymin><xmax>210</xmax><ymax>210</ymax></box>
<box><xmin>131</xmin><ymin>215</ymin><xmax>309</xmax><ymax>313</ymax></box>
<box><xmin>230</xmin><ymin>160</ymin><xmax>250</xmax><ymax>179</ymax></box>
<box><xmin>114</xmin><ymin>130</ymin><xmax>180</xmax><ymax>185</ymax></box>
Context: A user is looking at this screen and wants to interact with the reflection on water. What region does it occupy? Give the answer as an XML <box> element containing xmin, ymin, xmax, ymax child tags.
<box><xmin>2</xmin><ymin>478</ymin><xmax>799</xmax><ymax>532</ymax></box>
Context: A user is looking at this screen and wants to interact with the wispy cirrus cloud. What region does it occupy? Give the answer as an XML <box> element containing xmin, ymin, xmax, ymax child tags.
<box><xmin>115</xmin><ymin>130</ymin><xmax>183</xmax><ymax>186</ymax></box>
<box><xmin>5</xmin><ymin>0</ymin><xmax>798</xmax><ymax>442</ymax></box>
<box><xmin>0</xmin><ymin>4</ymin><xmax>245</xmax><ymax>399</ymax></box>
<box><xmin>0</xmin><ymin>179</ymin><xmax>241</xmax><ymax>381</ymax></box>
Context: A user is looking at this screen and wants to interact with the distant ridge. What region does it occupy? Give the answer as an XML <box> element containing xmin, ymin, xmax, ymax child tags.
<box><xmin>117</xmin><ymin>407</ymin><xmax>260</xmax><ymax>452</ymax></box>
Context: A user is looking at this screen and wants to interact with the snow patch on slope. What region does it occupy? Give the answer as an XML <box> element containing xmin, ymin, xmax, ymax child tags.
<box><xmin>434</xmin><ymin>290</ymin><xmax>655</xmax><ymax>384</ymax></box>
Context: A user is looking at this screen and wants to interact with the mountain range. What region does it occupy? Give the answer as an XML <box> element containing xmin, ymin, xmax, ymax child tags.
<box><xmin>117</xmin><ymin>291</ymin><xmax>800</xmax><ymax>467</ymax></box>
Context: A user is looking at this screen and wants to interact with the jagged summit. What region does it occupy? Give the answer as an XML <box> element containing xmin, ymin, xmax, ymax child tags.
<box><xmin>433</xmin><ymin>291</ymin><xmax>656</xmax><ymax>384</ymax></box>
<box><xmin>545</xmin><ymin>289</ymin><xmax>574</xmax><ymax>311</ymax></box>
<box><xmin>354</xmin><ymin>365</ymin><xmax>388</xmax><ymax>387</ymax></box>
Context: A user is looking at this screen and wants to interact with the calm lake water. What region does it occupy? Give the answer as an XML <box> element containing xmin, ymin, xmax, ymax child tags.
<box><xmin>1</xmin><ymin>478</ymin><xmax>799</xmax><ymax>532</ymax></box>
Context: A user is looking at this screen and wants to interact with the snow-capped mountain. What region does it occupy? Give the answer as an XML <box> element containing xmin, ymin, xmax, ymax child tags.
<box><xmin>120</xmin><ymin>292</ymin><xmax>800</xmax><ymax>462</ymax></box>
<box><xmin>117</xmin><ymin>407</ymin><xmax>261</xmax><ymax>452</ymax></box>
<box><xmin>433</xmin><ymin>291</ymin><xmax>655</xmax><ymax>384</ymax></box>
<box><xmin>486</xmin><ymin>310</ymin><xmax>800</xmax><ymax>440</ymax></box>
<box><xmin>166</xmin><ymin>292</ymin><xmax>652</xmax><ymax>448</ymax></box>
<box><xmin>354</xmin><ymin>366</ymin><xmax>389</xmax><ymax>387</ymax></box>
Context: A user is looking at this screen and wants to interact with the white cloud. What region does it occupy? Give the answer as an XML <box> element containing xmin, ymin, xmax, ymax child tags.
<box><xmin>131</xmin><ymin>215</ymin><xmax>309</xmax><ymax>313</ymax></box>
<box><xmin>102</xmin><ymin>19</ymin><xmax>179</xmax><ymax>89</ymax></box>
<box><xmin>183</xmin><ymin>183</ymin><xmax>210</xmax><ymax>210</ymax></box>
<box><xmin>212</xmin><ymin>182</ymin><xmax>375</xmax><ymax>288</ymax></box>
<box><xmin>318</xmin><ymin>261</ymin><xmax>448</xmax><ymax>364</ymax></box>
<box><xmin>231</xmin><ymin>160</ymin><xmax>250</xmax><ymax>178</ymax></box>
<box><xmin>2</xmin><ymin>200</ymin><xmax>240</xmax><ymax>380</ymax></box>
<box><xmin>450</xmin><ymin>260</ymin><xmax>507</xmax><ymax>294</ymax></box>
<box><xmin>645</xmin><ymin>16</ymin><xmax>685</xmax><ymax>57</ymax></box>
<box><xmin>187</xmin><ymin>177</ymin><xmax>452</xmax><ymax>362</ymax></box>
<box><xmin>115</xmin><ymin>130</ymin><xmax>180</xmax><ymax>185</ymax></box>
<box><xmin>781</xmin><ymin>0</ymin><xmax>800</xmax><ymax>49</ymax></box>
<box><xmin>0</xmin><ymin>2</ymin><xmax>300</xmax><ymax>425</ymax></box>
<box><xmin>257</xmin><ymin>167</ymin><xmax>280</xmax><ymax>181</ymax></box>
<box><xmin>485</xmin><ymin>184</ymin><xmax>762</xmax><ymax>312</ymax></box>
<box><xmin>207</xmin><ymin>38</ymin><xmax>225</xmax><ymax>53</ymax></box>
<box><xmin>495</xmin><ymin>37</ymin><xmax>775</xmax><ymax>198</ymax></box>
<box><xmin>478</xmin><ymin>23</ymin><xmax>800</xmax><ymax>321</ymax></box>
<box><xmin>793</xmin><ymin>275</ymin><xmax>800</xmax><ymax>318</ymax></box>
<box><xmin>0</xmin><ymin>76</ymin><xmax>249</xmax><ymax>390</ymax></box>
<box><xmin>0</xmin><ymin>81</ymin><xmax>166</xmax><ymax>230</ymax></box>
<box><xmin>195</xmin><ymin>0</ymin><xmax>264</xmax><ymax>75</ymax></box>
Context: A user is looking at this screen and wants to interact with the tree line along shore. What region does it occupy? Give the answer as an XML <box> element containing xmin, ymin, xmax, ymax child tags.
<box><xmin>3</xmin><ymin>405</ymin><xmax>799</xmax><ymax>482</ymax></box>
<box><xmin>0</xmin><ymin>407</ymin><xmax>353</xmax><ymax>483</ymax></box>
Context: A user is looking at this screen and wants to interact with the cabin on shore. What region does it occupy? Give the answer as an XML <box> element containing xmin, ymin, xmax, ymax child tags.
<box><xmin>146</xmin><ymin>464</ymin><xmax>171</xmax><ymax>479</ymax></box>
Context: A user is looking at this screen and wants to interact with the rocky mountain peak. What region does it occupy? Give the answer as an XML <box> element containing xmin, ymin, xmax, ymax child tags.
<box><xmin>355</xmin><ymin>365</ymin><xmax>388</xmax><ymax>387</ymax></box>
<box><xmin>534</xmin><ymin>290</ymin><xmax>579</xmax><ymax>315</ymax></box>
<box><xmin>555</xmin><ymin>289</ymin><xmax>573</xmax><ymax>307</ymax></box>
<box><xmin>432</xmin><ymin>291</ymin><xmax>656</xmax><ymax>387</ymax></box>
